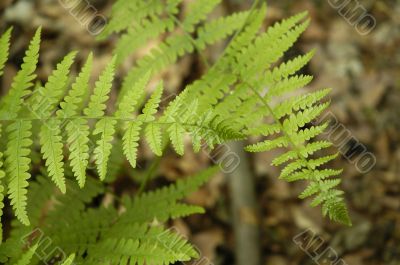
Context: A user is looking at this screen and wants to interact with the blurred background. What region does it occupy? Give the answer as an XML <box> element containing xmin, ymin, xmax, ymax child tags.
<box><xmin>0</xmin><ymin>0</ymin><xmax>399</xmax><ymax>264</ymax></box>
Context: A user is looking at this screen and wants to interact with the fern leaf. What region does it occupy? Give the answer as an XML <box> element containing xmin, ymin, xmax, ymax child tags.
<box><xmin>245</xmin><ymin>123</ymin><xmax>280</xmax><ymax>136</ymax></box>
<box><xmin>324</xmin><ymin>200</ymin><xmax>351</xmax><ymax>226</ymax></box>
<box><xmin>31</xmin><ymin>51</ymin><xmax>77</xmax><ymax>118</ymax></box>
<box><xmin>88</xmin><ymin>225</ymin><xmax>197</xmax><ymax>265</ymax></box>
<box><xmin>282</xmin><ymin>102</ymin><xmax>330</xmax><ymax>132</ymax></box>
<box><xmin>271</xmin><ymin>150</ymin><xmax>298</xmax><ymax>166</ymax></box>
<box><xmin>93</xmin><ymin>118</ymin><xmax>117</xmax><ymax>180</ymax></box>
<box><xmin>122</xmin><ymin>122</ymin><xmax>142</xmax><ymax>168</ymax></box>
<box><xmin>39</xmin><ymin>120</ymin><xmax>66</xmax><ymax>193</ymax></box>
<box><xmin>138</xmin><ymin>82</ymin><xmax>163</xmax><ymax>122</ymax></box>
<box><xmin>237</xmin><ymin>11</ymin><xmax>308</xmax><ymax>74</ymax></box>
<box><xmin>274</xmin><ymin>88</ymin><xmax>331</xmax><ymax>119</ymax></box>
<box><xmin>6</xmin><ymin>120</ymin><xmax>33</xmax><ymax>225</ymax></box>
<box><xmin>271</xmin><ymin>50</ymin><xmax>315</xmax><ymax>82</ymax></box>
<box><xmin>84</xmin><ymin>57</ymin><xmax>116</xmax><ymax>117</ymax></box>
<box><xmin>183</xmin><ymin>0</ymin><xmax>221</xmax><ymax>32</ymax></box>
<box><xmin>99</xmin><ymin>0</ymin><xmax>164</xmax><ymax>38</ymax></box>
<box><xmin>58</xmin><ymin>53</ymin><xmax>93</xmax><ymax>117</ymax></box>
<box><xmin>122</xmin><ymin>167</ymin><xmax>218</xmax><ymax>222</ymax></box>
<box><xmin>196</xmin><ymin>11</ymin><xmax>250</xmax><ymax>49</ymax></box>
<box><xmin>0</xmin><ymin>28</ymin><xmax>41</xmax><ymax>119</ymax></box>
<box><xmin>167</xmin><ymin>123</ymin><xmax>185</xmax><ymax>155</ymax></box>
<box><xmin>58</xmin><ymin>54</ymin><xmax>93</xmax><ymax>187</ymax></box>
<box><xmin>116</xmin><ymin>72</ymin><xmax>149</xmax><ymax>119</ymax></box>
<box><xmin>13</xmin><ymin>244</ymin><xmax>38</xmax><ymax>265</ymax></box>
<box><xmin>66</xmin><ymin>119</ymin><xmax>90</xmax><ymax>187</ymax></box>
<box><xmin>245</xmin><ymin>136</ymin><xmax>288</xmax><ymax>152</ymax></box>
<box><xmin>300</xmin><ymin>141</ymin><xmax>332</xmax><ymax>158</ymax></box>
<box><xmin>0</xmin><ymin>27</ymin><xmax>12</xmax><ymax>77</ymax></box>
<box><xmin>293</xmin><ymin>123</ymin><xmax>329</xmax><ymax>144</ymax></box>
<box><xmin>279</xmin><ymin>159</ymin><xmax>306</xmax><ymax>179</ymax></box>
<box><xmin>308</xmin><ymin>153</ymin><xmax>338</xmax><ymax>170</ymax></box>
<box><xmin>0</xmin><ymin>126</ymin><xmax>5</xmax><ymax>242</ymax></box>
<box><xmin>114</xmin><ymin>18</ymin><xmax>173</xmax><ymax>65</ymax></box>
<box><xmin>144</xmin><ymin>123</ymin><xmax>163</xmax><ymax>156</ymax></box>
<box><xmin>268</xmin><ymin>75</ymin><xmax>313</xmax><ymax>98</ymax></box>
<box><xmin>61</xmin><ymin>254</ymin><xmax>75</xmax><ymax>265</ymax></box>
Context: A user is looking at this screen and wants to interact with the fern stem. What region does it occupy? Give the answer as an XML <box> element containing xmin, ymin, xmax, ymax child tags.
<box><xmin>0</xmin><ymin>117</ymin><xmax>205</xmax><ymax>126</ymax></box>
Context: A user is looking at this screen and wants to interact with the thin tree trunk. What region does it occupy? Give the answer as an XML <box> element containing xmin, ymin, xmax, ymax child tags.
<box><xmin>226</xmin><ymin>141</ymin><xmax>261</xmax><ymax>265</ymax></box>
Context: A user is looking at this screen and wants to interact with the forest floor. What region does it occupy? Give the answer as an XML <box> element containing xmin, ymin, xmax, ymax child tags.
<box><xmin>1</xmin><ymin>0</ymin><xmax>399</xmax><ymax>264</ymax></box>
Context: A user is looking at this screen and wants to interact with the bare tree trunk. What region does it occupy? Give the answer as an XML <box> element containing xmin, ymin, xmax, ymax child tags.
<box><xmin>226</xmin><ymin>141</ymin><xmax>261</xmax><ymax>265</ymax></box>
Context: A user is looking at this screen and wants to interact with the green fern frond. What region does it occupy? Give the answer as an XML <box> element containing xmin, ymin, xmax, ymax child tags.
<box><xmin>167</xmin><ymin>123</ymin><xmax>185</xmax><ymax>155</ymax></box>
<box><xmin>88</xmin><ymin>225</ymin><xmax>197</xmax><ymax>265</ymax></box>
<box><xmin>0</xmin><ymin>28</ymin><xmax>41</xmax><ymax>120</ymax></box>
<box><xmin>83</xmin><ymin>57</ymin><xmax>116</xmax><ymax>118</ymax></box>
<box><xmin>144</xmin><ymin>123</ymin><xmax>163</xmax><ymax>156</ymax></box>
<box><xmin>212</xmin><ymin>10</ymin><xmax>351</xmax><ymax>225</ymax></box>
<box><xmin>182</xmin><ymin>0</ymin><xmax>221</xmax><ymax>32</ymax></box>
<box><xmin>122</xmin><ymin>167</ymin><xmax>218</xmax><ymax>223</ymax></box>
<box><xmin>114</xmin><ymin>17</ymin><xmax>175</xmax><ymax>65</ymax></box>
<box><xmin>30</xmin><ymin>51</ymin><xmax>77</xmax><ymax>118</ymax></box>
<box><xmin>138</xmin><ymin>82</ymin><xmax>163</xmax><ymax>123</ymax></box>
<box><xmin>122</xmin><ymin>122</ymin><xmax>142</xmax><ymax>168</ymax></box>
<box><xmin>196</xmin><ymin>11</ymin><xmax>250</xmax><ymax>49</ymax></box>
<box><xmin>0</xmin><ymin>27</ymin><xmax>12</xmax><ymax>77</ymax></box>
<box><xmin>60</xmin><ymin>54</ymin><xmax>93</xmax><ymax>186</ymax></box>
<box><xmin>98</xmin><ymin>0</ymin><xmax>165</xmax><ymax>38</ymax></box>
<box><xmin>39</xmin><ymin>119</ymin><xmax>66</xmax><ymax>193</ymax></box>
<box><xmin>115</xmin><ymin>72</ymin><xmax>149</xmax><ymax>119</ymax></box>
<box><xmin>66</xmin><ymin>119</ymin><xmax>90</xmax><ymax>187</ymax></box>
<box><xmin>13</xmin><ymin>244</ymin><xmax>37</xmax><ymax>265</ymax></box>
<box><xmin>58</xmin><ymin>53</ymin><xmax>93</xmax><ymax>118</ymax></box>
<box><xmin>61</xmin><ymin>254</ymin><xmax>75</xmax><ymax>265</ymax></box>
<box><xmin>93</xmin><ymin>118</ymin><xmax>117</xmax><ymax>180</ymax></box>
<box><xmin>6</xmin><ymin>120</ymin><xmax>33</xmax><ymax>225</ymax></box>
<box><xmin>0</xmin><ymin>1</ymin><xmax>351</xmax><ymax>234</ymax></box>
<box><xmin>0</xmin><ymin>126</ymin><xmax>5</xmax><ymax>242</ymax></box>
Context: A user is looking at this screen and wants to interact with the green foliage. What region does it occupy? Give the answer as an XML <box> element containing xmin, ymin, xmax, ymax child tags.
<box><xmin>0</xmin><ymin>1</ymin><xmax>352</xmax><ymax>264</ymax></box>
<box><xmin>0</xmin><ymin>167</ymin><xmax>216</xmax><ymax>264</ymax></box>
<box><xmin>0</xmin><ymin>28</ymin><xmax>240</xmax><ymax>227</ymax></box>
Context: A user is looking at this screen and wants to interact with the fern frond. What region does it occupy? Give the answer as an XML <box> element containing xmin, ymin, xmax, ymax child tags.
<box><xmin>5</xmin><ymin>120</ymin><xmax>33</xmax><ymax>225</ymax></box>
<box><xmin>245</xmin><ymin>137</ymin><xmax>289</xmax><ymax>152</ymax></box>
<box><xmin>0</xmin><ymin>126</ymin><xmax>5</xmax><ymax>242</ymax></box>
<box><xmin>122</xmin><ymin>122</ymin><xmax>142</xmax><ymax>168</ymax></box>
<box><xmin>0</xmin><ymin>28</ymin><xmax>41</xmax><ymax>120</ymax></box>
<box><xmin>274</xmin><ymin>88</ymin><xmax>332</xmax><ymax>119</ymax></box>
<box><xmin>122</xmin><ymin>167</ymin><xmax>218</xmax><ymax>222</ymax></box>
<box><xmin>115</xmin><ymin>72</ymin><xmax>149</xmax><ymax>119</ymax></box>
<box><xmin>59</xmin><ymin>54</ymin><xmax>93</xmax><ymax>186</ymax></box>
<box><xmin>66</xmin><ymin>119</ymin><xmax>90</xmax><ymax>187</ymax></box>
<box><xmin>93</xmin><ymin>118</ymin><xmax>117</xmax><ymax>180</ymax></box>
<box><xmin>88</xmin><ymin>225</ymin><xmax>197</xmax><ymax>265</ymax></box>
<box><xmin>83</xmin><ymin>57</ymin><xmax>116</xmax><ymax>118</ymax></box>
<box><xmin>144</xmin><ymin>123</ymin><xmax>163</xmax><ymax>156</ymax></box>
<box><xmin>0</xmin><ymin>27</ymin><xmax>12</xmax><ymax>77</ymax></box>
<box><xmin>182</xmin><ymin>0</ymin><xmax>221</xmax><ymax>32</ymax></box>
<box><xmin>167</xmin><ymin>123</ymin><xmax>185</xmax><ymax>155</ymax></box>
<box><xmin>58</xmin><ymin>53</ymin><xmax>93</xmax><ymax>118</ymax></box>
<box><xmin>98</xmin><ymin>0</ymin><xmax>165</xmax><ymax>38</ymax></box>
<box><xmin>40</xmin><ymin>120</ymin><xmax>66</xmax><ymax>193</ymax></box>
<box><xmin>212</xmin><ymin>10</ymin><xmax>350</xmax><ymax>225</ymax></box>
<box><xmin>196</xmin><ymin>11</ymin><xmax>250</xmax><ymax>49</ymax></box>
<box><xmin>61</xmin><ymin>254</ymin><xmax>75</xmax><ymax>265</ymax></box>
<box><xmin>113</xmin><ymin>18</ymin><xmax>174</xmax><ymax>65</ymax></box>
<box><xmin>30</xmin><ymin>51</ymin><xmax>77</xmax><ymax>118</ymax></box>
<box><xmin>13</xmin><ymin>244</ymin><xmax>38</xmax><ymax>265</ymax></box>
